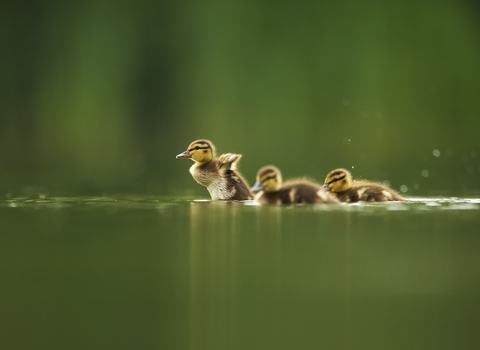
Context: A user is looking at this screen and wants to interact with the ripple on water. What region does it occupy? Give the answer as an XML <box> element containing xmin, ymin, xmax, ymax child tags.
<box><xmin>0</xmin><ymin>196</ymin><xmax>479</xmax><ymax>211</ymax></box>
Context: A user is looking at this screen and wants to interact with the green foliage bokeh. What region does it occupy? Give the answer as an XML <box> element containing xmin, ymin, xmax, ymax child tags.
<box><xmin>1</xmin><ymin>0</ymin><xmax>479</xmax><ymax>196</ymax></box>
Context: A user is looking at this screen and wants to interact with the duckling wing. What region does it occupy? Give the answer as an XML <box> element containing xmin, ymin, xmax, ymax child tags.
<box><xmin>217</xmin><ymin>153</ymin><xmax>241</xmax><ymax>172</ymax></box>
<box><xmin>217</xmin><ymin>153</ymin><xmax>254</xmax><ymax>200</ymax></box>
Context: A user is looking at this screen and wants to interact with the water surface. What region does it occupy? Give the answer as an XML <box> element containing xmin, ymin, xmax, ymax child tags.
<box><xmin>1</xmin><ymin>196</ymin><xmax>479</xmax><ymax>350</ymax></box>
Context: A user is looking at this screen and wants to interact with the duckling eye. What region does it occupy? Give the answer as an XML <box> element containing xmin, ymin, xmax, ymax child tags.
<box><xmin>194</xmin><ymin>146</ymin><xmax>200</xmax><ymax>150</ymax></box>
<box><xmin>262</xmin><ymin>174</ymin><xmax>277</xmax><ymax>183</ymax></box>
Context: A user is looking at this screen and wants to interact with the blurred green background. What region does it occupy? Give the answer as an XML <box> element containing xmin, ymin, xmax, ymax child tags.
<box><xmin>1</xmin><ymin>0</ymin><xmax>479</xmax><ymax>197</ymax></box>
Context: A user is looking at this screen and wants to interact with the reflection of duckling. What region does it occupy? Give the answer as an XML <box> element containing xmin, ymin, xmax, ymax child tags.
<box><xmin>323</xmin><ymin>168</ymin><xmax>404</xmax><ymax>202</ymax></box>
<box><xmin>176</xmin><ymin>139</ymin><xmax>253</xmax><ymax>200</ymax></box>
<box><xmin>251</xmin><ymin>165</ymin><xmax>339</xmax><ymax>205</ymax></box>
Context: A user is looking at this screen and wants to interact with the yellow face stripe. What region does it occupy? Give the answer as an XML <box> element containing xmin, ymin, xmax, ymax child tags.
<box><xmin>260</xmin><ymin>172</ymin><xmax>277</xmax><ymax>184</ymax></box>
<box><xmin>188</xmin><ymin>139</ymin><xmax>211</xmax><ymax>149</ymax></box>
<box><xmin>326</xmin><ymin>173</ymin><xmax>346</xmax><ymax>185</ymax></box>
<box><xmin>184</xmin><ymin>139</ymin><xmax>215</xmax><ymax>164</ymax></box>
<box><xmin>256</xmin><ymin>166</ymin><xmax>282</xmax><ymax>192</ymax></box>
<box><xmin>324</xmin><ymin>169</ymin><xmax>351</xmax><ymax>193</ymax></box>
<box><xmin>188</xmin><ymin>144</ymin><xmax>210</xmax><ymax>152</ymax></box>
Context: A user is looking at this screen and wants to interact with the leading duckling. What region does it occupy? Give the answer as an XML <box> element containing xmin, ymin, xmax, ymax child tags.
<box><xmin>176</xmin><ymin>139</ymin><xmax>254</xmax><ymax>200</ymax></box>
<box><xmin>323</xmin><ymin>168</ymin><xmax>405</xmax><ymax>202</ymax></box>
<box><xmin>251</xmin><ymin>165</ymin><xmax>339</xmax><ymax>205</ymax></box>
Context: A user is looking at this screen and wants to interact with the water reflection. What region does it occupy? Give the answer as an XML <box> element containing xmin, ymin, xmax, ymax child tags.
<box><xmin>184</xmin><ymin>198</ymin><xmax>480</xmax><ymax>349</ymax></box>
<box><xmin>187</xmin><ymin>201</ymin><xmax>358</xmax><ymax>349</ymax></box>
<box><xmin>188</xmin><ymin>201</ymin><xmax>242</xmax><ymax>348</ymax></box>
<box><xmin>1</xmin><ymin>197</ymin><xmax>480</xmax><ymax>350</ymax></box>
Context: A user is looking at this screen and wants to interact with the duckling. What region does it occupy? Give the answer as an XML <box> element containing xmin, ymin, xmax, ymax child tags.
<box><xmin>251</xmin><ymin>165</ymin><xmax>339</xmax><ymax>205</ymax></box>
<box><xmin>176</xmin><ymin>139</ymin><xmax>254</xmax><ymax>200</ymax></box>
<box><xmin>323</xmin><ymin>168</ymin><xmax>405</xmax><ymax>202</ymax></box>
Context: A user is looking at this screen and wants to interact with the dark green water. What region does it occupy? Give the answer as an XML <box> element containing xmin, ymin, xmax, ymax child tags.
<box><xmin>1</xmin><ymin>197</ymin><xmax>479</xmax><ymax>350</ymax></box>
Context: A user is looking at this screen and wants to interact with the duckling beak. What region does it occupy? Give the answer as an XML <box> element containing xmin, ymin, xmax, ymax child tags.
<box><xmin>176</xmin><ymin>150</ymin><xmax>191</xmax><ymax>159</ymax></box>
<box><xmin>322</xmin><ymin>184</ymin><xmax>331</xmax><ymax>191</ymax></box>
<box><xmin>251</xmin><ymin>181</ymin><xmax>264</xmax><ymax>193</ymax></box>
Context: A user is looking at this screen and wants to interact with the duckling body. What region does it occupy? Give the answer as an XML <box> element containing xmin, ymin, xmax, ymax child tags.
<box><xmin>176</xmin><ymin>140</ymin><xmax>253</xmax><ymax>200</ymax></box>
<box><xmin>323</xmin><ymin>168</ymin><xmax>404</xmax><ymax>202</ymax></box>
<box><xmin>255</xmin><ymin>181</ymin><xmax>338</xmax><ymax>205</ymax></box>
<box><xmin>252</xmin><ymin>166</ymin><xmax>339</xmax><ymax>205</ymax></box>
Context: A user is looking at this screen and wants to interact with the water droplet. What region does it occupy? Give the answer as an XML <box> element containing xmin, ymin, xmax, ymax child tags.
<box><xmin>432</xmin><ymin>149</ymin><xmax>441</xmax><ymax>157</ymax></box>
<box><xmin>421</xmin><ymin>169</ymin><xmax>429</xmax><ymax>177</ymax></box>
<box><xmin>400</xmin><ymin>185</ymin><xmax>408</xmax><ymax>193</ymax></box>
<box><xmin>343</xmin><ymin>138</ymin><xmax>351</xmax><ymax>145</ymax></box>
<box><xmin>351</xmin><ymin>165</ymin><xmax>354</xmax><ymax>169</ymax></box>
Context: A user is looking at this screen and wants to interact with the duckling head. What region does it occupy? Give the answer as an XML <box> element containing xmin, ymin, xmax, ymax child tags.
<box><xmin>323</xmin><ymin>168</ymin><xmax>352</xmax><ymax>193</ymax></box>
<box><xmin>251</xmin><ymin>165</ymin><xmax>282</xmax><ymax>193</ymax></box>
<box><xmin>176</xmin><ymin>139</ymin><xmax>215</xmax><ymax>165</ymax></box>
